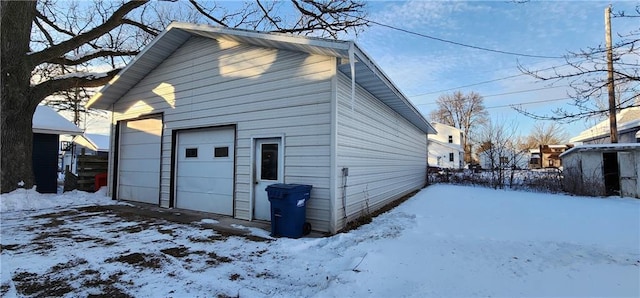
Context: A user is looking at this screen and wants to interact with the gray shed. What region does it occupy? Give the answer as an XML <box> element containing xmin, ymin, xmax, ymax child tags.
<box><xmin>560</xmin><ymin>144</ymin><xmax>640</xmax><ymax>198</ymax></box>
<box><xmin>87</xmin><ymin>23</ymin><xmax>436</xmax><ymax>234</ymax></box>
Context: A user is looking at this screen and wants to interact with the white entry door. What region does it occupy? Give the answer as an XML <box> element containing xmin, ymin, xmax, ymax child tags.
<box><xmin>253</xmin><ymin>138</ymin><xmax>282</xmax><ymax>221</ymax></box>
<box><xmin>176</xmin><ymin>127</ymin><xmax>235</xmax><ymax>215</ymax></box>
<box><xmin>618</xmin><ymin>152</ymin><xmax>637</xmax><ymax>198</ymax></box>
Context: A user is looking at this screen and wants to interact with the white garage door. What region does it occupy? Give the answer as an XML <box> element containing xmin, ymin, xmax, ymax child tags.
<box><xmin>176</xmin><ymin>127</ymin><xmax>234</xmax><ymax>215</ymax></box>
<box><xmin>118</xmin><ymin>116</ymin><xmax>162</xmax><ymax>204</ymax></box>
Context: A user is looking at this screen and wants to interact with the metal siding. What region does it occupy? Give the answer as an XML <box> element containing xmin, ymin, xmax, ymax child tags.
<box><xmin>110</xmin><ymin>37</ymin><xmax>333</xmax><ymax>232</ymax></box>
<box><xmin>335</xmin><ymin>73</ymin><xmax>427</xmax><ymax>231</ymax></box>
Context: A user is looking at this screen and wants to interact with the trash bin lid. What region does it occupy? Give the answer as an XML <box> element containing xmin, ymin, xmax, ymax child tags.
<box><xmin>265</xmin><ymin>183</ymin><xmax>312</xmax><ymax>191</ymax></box>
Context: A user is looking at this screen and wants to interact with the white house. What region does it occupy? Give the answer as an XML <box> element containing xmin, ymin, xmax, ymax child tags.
<box><xmin>427</xmin><ymin>122</ymin><xmax>464</xmax><ymax>169</ymax></box>
<box><xmin>571</xmin><ymin>106</ymin><xmax>640</xmax><ymax>144</ymax></box>
<box><xmin>86</xmin><ymin>23</ymin><xmax>436</xmax><ymax>234</ymax></box>
<box><xmin>561</xmin><ymin>144</ymin><xmax>640</xmax><ymax>198</ymax></box>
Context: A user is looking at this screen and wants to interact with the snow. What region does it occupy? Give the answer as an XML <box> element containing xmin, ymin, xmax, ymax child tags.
<box><xmin>1</xmin><ymin>185</ymin><xmax>639</xmax><ymax>297</ymax></box>
<box><xmin>0</xmin><ymin>187</ymin><xmax>118</xmax><ymax>213</ymax></box>
<box><xmin>53</xmin><ymin>71</ymin><xmax>109</xmax><ymax>80</ymax></box>
<box><xmin>32</xmin><ymin>105</ymin><xmax>83</xmax><ymax>135</ymax></box>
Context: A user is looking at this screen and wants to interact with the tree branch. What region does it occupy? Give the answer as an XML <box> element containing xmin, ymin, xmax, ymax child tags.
<box><xmin>44</xmin><ymin>49</ymin><xmax>139</xmax><ymax>66</ymax></box>
<box><xmin>34</xmin><ymin>9</ymin><xmax>75</xmax><ymax>37</ymax></box>
<box><xmin>31</xmin><ymin>68</ymin><xmax>122</xmax><ymax>103</ymax></box>
<box><xmin>122</xmin><ymin>18</ymin><xmax>161</xmax><ymax>36</ymax></box>
<box><xmin>28</xmin><ymin>0</ymin><xmax>148</xmax><ymax>67</ymax></box>
<box><xmin>188</xmin><ymin>0</ymin><xmax>228</xmax><ymax>27</ymax></box>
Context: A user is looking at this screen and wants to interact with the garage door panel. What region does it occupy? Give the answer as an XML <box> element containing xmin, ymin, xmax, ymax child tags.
<box><xmin>117</xmin><ymin>116</ymin><xmax>161</xmax><ymax>204</ymax></box>
<box><xmin>117</xmin><ymin>186</ymin><xmax>158</xmax><ymax>204</ymax></box>
<box><xmin>121</xmin><ymin>132</ymin><xmax>161</xmax><ymax>145</ymax></box>
<box><xmin>120</xmin><ymin>144</ymin><xmax>161</xmax><ymax>159</ymax></box>
<box><xmin>176</xmin><ymin>162</ymin><xmax>234</xmax><ymax>178</ymax></box>
<box><xmin>118</xmin><ymin>159</ymin><xmax>162</xmax><ymax>172</ymax></box>
<box><xmin>119</xmin><ymin>171</ymin><xmax>160</xmax><ymax>188</ymax></box>
<box><xmin>176</xmin><ymin>177</ymin><xmax>233</xmax><ymax>194</ymax></box>
<box><xmin>175</xmin><ymin>191</ymin><xmax>233</xmax><ymax>215</ymax></box>
<box><xmin>176</xmin><ymin>127</ymin><xmax>234</xmax><ymax>215</ymax></box>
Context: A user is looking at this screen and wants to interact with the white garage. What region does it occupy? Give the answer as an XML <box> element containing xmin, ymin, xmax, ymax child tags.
<box><xmin>117</xmin><ymin>116</ymin><xmax>162</xmax><ymax>204</ymax></box>
<box><xmin>175</xmin><ymin>126</ymin><xmax>235</xmax><ymax>215</ymax></box>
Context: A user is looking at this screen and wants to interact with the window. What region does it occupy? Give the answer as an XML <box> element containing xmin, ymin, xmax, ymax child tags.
<box><xmin>548</xmin><ymin>160</ymin><xmax>554</xmax><ymax>167</ymax></box>
<box><xmin>261</xmin><ymin>144</ymin><xmax>278</xmax><ymax>180</ymax></box>
<box><xmin>500</xmin><ymin>156</ymin><xmax>508</xmax><ymax>164</ymax></box>
<box><xmin>185</xmin><ymin>148</ymin><xmax>198</xmax><ymax>158</ymax></box>
<box><xmin>449</xmin><ymin>152</ymin><xmax>454</xmax><ymax>162</ymax></box>
<box><xmin>448</xmin><ymin>135</ymin><xmax>453</xmax><ymax>143</ymax></box>
<box><xmin>214</xmin><ymin>147</ymin><xmax>229</xmax><ymax>157</ymax></box>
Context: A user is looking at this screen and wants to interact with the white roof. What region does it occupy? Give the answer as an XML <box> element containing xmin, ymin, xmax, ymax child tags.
<box><xmin>86</xmin><ymin>22</ymin><xmax>436</xmax><ymax>134</ymax></box>
<box><xmin>72</xmin><ymin>133</ymin><xmax>110</xmax><ymax>152</ymax></box>
<box><xmin>32</xmin><ymin>105</ymin><xmax>82</xmax><ymax>135</ymax></box>
<box><xmin>560</xmin><ymin>143</ymin><xmax>640</xmax><ymax>157</ymax></box>
<box><xmin>570</xmin><ymin>107</ymin><xmax>640</xmax><ymax>142</ymax></box>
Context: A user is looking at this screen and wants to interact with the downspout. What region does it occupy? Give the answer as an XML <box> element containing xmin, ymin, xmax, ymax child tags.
<box><xmin>349</xmin><ymin>43</ymin><xmax>356</xmax><ymax>111</ymax></box>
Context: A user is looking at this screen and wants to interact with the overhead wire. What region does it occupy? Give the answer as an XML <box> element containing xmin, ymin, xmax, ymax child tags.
<box><xmin>346</xmin><ymin>14</ymin><xmax>565</xmax><ymax>59</ymax></box>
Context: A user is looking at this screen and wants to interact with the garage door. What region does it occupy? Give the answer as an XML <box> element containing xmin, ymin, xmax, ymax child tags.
<box><xmin>117</xmin><ymin>116</ymin><xmax>162</xmax><ymax>204</ymax></box>
<box><xmin>176</xmin><ymin>127</ymin><xmax>234</xmax><ymax>215</ymax></box>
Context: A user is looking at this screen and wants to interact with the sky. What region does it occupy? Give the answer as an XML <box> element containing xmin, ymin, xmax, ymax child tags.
<box><xmin>2</xmin><ymin>184</ymin><xmax>639</xmax><ymax>296</ymax></box>
<box><xmin>341</xmin><ymin>0</ymin><xmax>640</xmax><ymax>138</ymax></box>
<box><xmin>71</xmin><ymin>0</ymin><xmax>640</xmax><ymax>139</ymax></box>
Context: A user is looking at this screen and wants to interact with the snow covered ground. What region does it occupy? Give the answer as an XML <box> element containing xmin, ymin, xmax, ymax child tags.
<box><xmin>1</xmin><ymin>185</ymin><xmax>639</xmax><ymax>297</ymax></box>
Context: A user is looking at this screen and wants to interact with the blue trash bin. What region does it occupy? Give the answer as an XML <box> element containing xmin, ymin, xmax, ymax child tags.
<box><xmin>266</xmin><ymin>184</ymin><xmax>313</xmax><ymax>238</ymax></box>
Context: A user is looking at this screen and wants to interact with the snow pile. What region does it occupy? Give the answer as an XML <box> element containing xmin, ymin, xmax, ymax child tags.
<box><xmin>0</xmin><ymin>186</ymin><xmax>117</xmax><ymax>213</ymax></box>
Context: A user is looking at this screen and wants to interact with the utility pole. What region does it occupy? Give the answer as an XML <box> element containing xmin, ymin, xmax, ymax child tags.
<box><xmin>605</xmin><ymin>6</ymin><xmax>618</xmax><ymax>143</ymax></box>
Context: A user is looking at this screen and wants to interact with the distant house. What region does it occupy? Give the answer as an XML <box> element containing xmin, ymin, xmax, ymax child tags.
<box><xmin>62</xmin><ymin>133</ymin><xmax>110</xmax><ymax>175</ymax></box>
<box><xmin>32</xmin><ymin>105</ymin><xmax>82</xmax><ymax>193</ymax></box>
<box><xmin>561</xmin><ymin>144</ymin><xmax>640</xmax><ymax>198</ymax></box>
<box><xmin>86</xmin><ymin>23</ymin><xmax>436</xmax><ymax>234</ymax></box>
<box><xmin>571</xmin><ymin>106</ymin><xmax>640</xmax><ymax>144</ymax></box>
<box><xmin>427</xmin><ymin>122</ymin><xmax>464</xmax><ymax>169</ymax></box>
<box><xmin>528</xmin><ymin>144</ymin><xmax>573</xmax><ymax>169</ymax></box>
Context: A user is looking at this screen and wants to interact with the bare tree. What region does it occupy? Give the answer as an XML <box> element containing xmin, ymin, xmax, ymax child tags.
<box><xmin>429</xmin><ymin>91</ymin><xmax>489</xmax><ymax>164</ymax></box>
<box><xmin>1</xmin><ymin>0</ymin><xmax>368</xmax><ymax>193</ymax></box>
<box><xmin>522</xmin><ymin>122</ymin><xmax>570</xmax><ymax>149</ymax></box>
<box><xmin>516</xmin><ymin>5</ymin><xmax>640</xmax><ymax>123</ymax></box>
<box><xmin>474</xmin><ymin>118</ymin><xmax>521</xmax><ymax>189</ymax></box>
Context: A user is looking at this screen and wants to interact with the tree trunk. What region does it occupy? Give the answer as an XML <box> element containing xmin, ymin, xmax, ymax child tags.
<box><xmin>1</xmin><ymin>1</ymin><xmax>38</xmax><ymax>193</ymax></box>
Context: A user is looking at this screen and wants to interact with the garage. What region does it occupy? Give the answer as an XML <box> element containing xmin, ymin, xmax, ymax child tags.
<box><xmin>117</xmin><ymin>116</ymin><xmax>162</xmax><ymax>204</ymax></box>
<box><xmin>175</xmin><ymin>126</ymin><xmax>235</xmax><ymax>215</ymax></box>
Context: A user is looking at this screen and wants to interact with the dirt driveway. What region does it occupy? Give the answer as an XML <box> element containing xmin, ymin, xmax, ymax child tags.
<box><xmin>1</xmin><ymin>204</ymin><xmax>276</xmax><ymax>297</ymax></box>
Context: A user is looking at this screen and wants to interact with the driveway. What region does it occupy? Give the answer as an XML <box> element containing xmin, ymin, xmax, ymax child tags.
<box><xmin>1</xmin><ymin>203</ymin><xmax>280</xmax><ymax>297</ymax></box>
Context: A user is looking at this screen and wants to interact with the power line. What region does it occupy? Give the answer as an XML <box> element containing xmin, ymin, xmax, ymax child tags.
<box><xmin>485</xmin><ymin>97</ymin><xmax>573</xmax><ymax>109</ymax></box>
<box><xmin>353</xmin><ymin>16</ymin><xmax>564</xmax><ymax>59</ymax></box>
<box><xmin>413</xmin><ymin>86</ymin><xmax>569</xmax><ymax>106</ymax></box>
<box><xmin>409</xmin><ymin>74</ymin><xmax>525</xmax><ymax>97</ymax></box>
<box><xmin>407</xmin><ymin>59</ymin><xmax>591</xmax><ymax>97</ymax></box>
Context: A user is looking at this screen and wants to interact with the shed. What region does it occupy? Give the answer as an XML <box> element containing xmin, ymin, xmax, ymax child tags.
<box><xmin>560</xmin><ymin>144</ymin><xmax>640</xmax><ymax>198</ymax></box>
<box><xmin>32</xmin><ymin>105</ymin><xmax>83</xmax><ymax>193</ymax></box>
<box><xmin>87</xmin><ymin>23</ymin><xmax>436</xmax><ymax>233</ymax></box>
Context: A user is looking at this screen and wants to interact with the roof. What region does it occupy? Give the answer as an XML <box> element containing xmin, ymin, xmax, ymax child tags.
<box><xmin>32</xmin><ymin>105</ymin><xmax>83</xmax><ymax>135</ymax></box>
<box><xmin>570</xmin><ymin>106</ymin><xmax>640</xmax><ymax>142</ymax></box>
<box><xmin>86</xmin><ymin>22</ymin><xmax>435</xmax><ymax>134</ymax></box>
<box><xmin>560</xmin><ymin>143</ymin><xmax>640</xmax><ymax>157</ymax></box>
<box><xmin>72</xmin><ymin>133</ymin><xmax>110</xmax><ymax>152</ymax></box>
